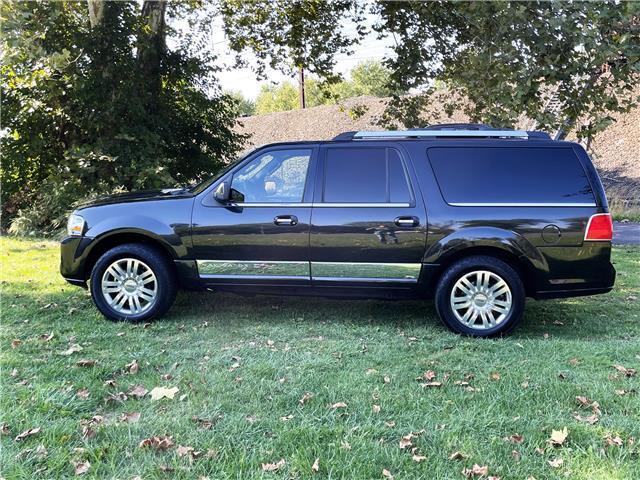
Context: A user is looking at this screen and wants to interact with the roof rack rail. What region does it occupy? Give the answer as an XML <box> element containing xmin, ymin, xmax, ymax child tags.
<box><xmin>352</xmin><ymin>129</ymin><xmax>530</xmax><ymax>139</ymax></box>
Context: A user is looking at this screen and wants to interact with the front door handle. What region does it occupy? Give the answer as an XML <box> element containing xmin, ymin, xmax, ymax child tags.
<box><xmin>274</xmin><ymin>215</ymin><xmax>298</xmax><ymax>226</ymax></box>
<box><xmin>394</xmin><ymin>216</ymin><xmax>419</xmax><ymax>227</ymax></box>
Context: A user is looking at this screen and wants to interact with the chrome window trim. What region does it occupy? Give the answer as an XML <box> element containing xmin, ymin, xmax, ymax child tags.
<box><xmin>449</xmin><ymin>202</ymin><xmax>597</xmax><ymax>207</ymax></box>
<box><xmin>228</xmin><ymin>202</ymin><xmax>411</xmax><ymax>208</ymax></box>
<box><xmin>315</xmin><ymin>203</ymin><xmax>412</xmax><ymax>208</ymax></box>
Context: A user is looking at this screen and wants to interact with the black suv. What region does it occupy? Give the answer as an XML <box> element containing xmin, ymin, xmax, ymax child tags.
<box><xmin>60</xmin><ymin>125</ymin><xmax>615</xmax><ymax>336</ymax></box>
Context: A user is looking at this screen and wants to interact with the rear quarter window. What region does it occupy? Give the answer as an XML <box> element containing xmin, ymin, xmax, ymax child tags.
<box><xmin>427</xmin><ymin>146</ymin><xmax>595</xmax><ymax>205</ymax></box>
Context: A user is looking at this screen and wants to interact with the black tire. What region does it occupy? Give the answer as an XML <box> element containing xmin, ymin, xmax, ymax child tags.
<box><xmin>435</xmin><ymin>255</ymin><xmax>525</xmax><ymax>337</ymax></box>
<box><xmin>89</xmin><ymin>243</ymin><xmax>177</xmax><ymax>322</ymax></box>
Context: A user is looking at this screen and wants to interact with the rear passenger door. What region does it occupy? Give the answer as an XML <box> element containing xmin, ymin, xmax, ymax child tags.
<box><xmin>310</xmin><ymin>144</ymin><xmax>427</xmax><ymax>286</ymax></box>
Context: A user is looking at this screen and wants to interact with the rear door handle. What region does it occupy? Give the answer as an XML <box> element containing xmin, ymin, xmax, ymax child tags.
<box><xmin>274</xmin><ymin>215</ymin><xmax>298</xmax><ymax>226</ymax></box>
<box><xmin>394</xmin><ymin>216</ymin><xmax>419</xmax><ymax>227</ymax></box>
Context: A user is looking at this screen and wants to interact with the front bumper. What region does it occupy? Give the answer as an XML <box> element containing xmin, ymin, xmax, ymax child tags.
<box><xmin>60</xmin><ymin>235</ymin><xmax>94</xmax><ymax>288</ymax></box>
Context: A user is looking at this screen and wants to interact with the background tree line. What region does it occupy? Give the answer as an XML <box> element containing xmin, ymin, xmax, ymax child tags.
<box><xmin>228</xmin><ymin>61</ymin><xmax>405</xmax><ymax>116</ymax></box>
<box><xmin>2</xmin><ymin>0</ymin><xmax>638</xmax><ymax>234</ymax></box>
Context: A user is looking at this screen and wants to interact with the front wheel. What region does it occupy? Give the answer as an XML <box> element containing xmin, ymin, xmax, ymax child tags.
<box><xmin>435</xmin><ymin>256</ymin><xmax>525</xmax><ymax>337</ymax></box>
<box><xmin>89</xmin><ymin>243</ymin><xmax>177</xmax><ymax>322</ymax></box>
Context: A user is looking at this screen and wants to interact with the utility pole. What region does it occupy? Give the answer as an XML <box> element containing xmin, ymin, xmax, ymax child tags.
<box><xmin>298</xmin><ymin>67</ymin><xmax>306</xmax><ymax>109</ymax></box>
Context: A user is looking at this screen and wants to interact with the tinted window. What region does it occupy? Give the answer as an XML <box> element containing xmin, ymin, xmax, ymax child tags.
<box><xmin>231</xmin><ymin>149</ymin><xmax>311</xmax><ymax>203</ymax></box>
<box><xmin>428</xmin><ymin>147</ymin><xmax>594</xmax><ymax>204</ymax></box>
<box><xmin>324</xmin><ymin>147</ymin><xmax>411</xmax><ymax>203</ymax></box>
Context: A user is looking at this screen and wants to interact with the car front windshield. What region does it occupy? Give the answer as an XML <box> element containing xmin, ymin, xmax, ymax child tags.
<box><xmin>188</xmin><ymin>155</ymin><xmax>247</xmax><ymax>195</ymax></box>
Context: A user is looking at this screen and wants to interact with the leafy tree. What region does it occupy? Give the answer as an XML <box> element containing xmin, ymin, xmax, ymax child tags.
<box><xmin>1</xmin><ymin>1</ymin><xmax>244</xmax><ymax>233</ymax></box>
<box><xmin>226</xmin><ymin>90</ymin><xmax>256</xmax><ymax>117</ymax></box>
<box><xmin>373</xmin><ymin>1</ymin><xmax>640</xmax><ymax>137</ymax></box>
<box><xmin>223</xmin><ymin>1</ymin><xmax>638</xmax><ymax>139</ymax></box>
<box><xmin>253</xmin><ymin>61</ymin><xmax>401</xmax><ymax>114</ymax></box>
<box><xmin>255</xmin><ymin>82</ymin><xmax>299</xmax><ymax>114</ymax></box>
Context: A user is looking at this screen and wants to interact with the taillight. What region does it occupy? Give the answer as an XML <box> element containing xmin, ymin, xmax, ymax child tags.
<box><xmin>584</xmin><ymin>213</ymin><xmax>613</xmax><ymax>241</ymax></box>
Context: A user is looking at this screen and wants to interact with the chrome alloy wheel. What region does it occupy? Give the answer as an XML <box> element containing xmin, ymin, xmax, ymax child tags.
<box><xmin>101</xmin><ymin>258</ymin><xmax>157</xmax><ymax>315</ymax></box>
<box><xmin>450</xmin><ymin>270</ymin><xmax>512</xmax><ymax>330</ymax></box>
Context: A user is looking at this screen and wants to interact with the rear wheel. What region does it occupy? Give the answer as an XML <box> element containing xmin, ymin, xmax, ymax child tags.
<box><xmin>90</xmin><ymin>243</ymin><xmax>177</xmax><ymax>322</ymax></box>
<box><xmin>435</xmin><ymin>255</ymin><xmax>525</xmax><ymax>337</ymax></box>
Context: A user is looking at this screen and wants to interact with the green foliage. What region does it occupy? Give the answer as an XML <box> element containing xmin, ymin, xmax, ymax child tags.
<box><xmin>254</xmin><ymin>61</ymin><xmax>401</xmax><ymax>114</ymax></box>
<box><xmin>255</xmin><ymin>82</ymin><xmax>300</xmax><ymax>114</ymax></box>
<box><xmin>373</xmin><ymin>1</ymin><xmax>640</xmax><ymax>134</ymax></box>
<box><xmin>225</xmin><ymin>89</ymin><xmax>256</xmax><ymax>116</ymax></box>
<box><xmin>220</xmin><ymin>0</ymin><xmax>367</xmax><ymax>80</ymax></box>
<box><xmin>1</xmin><ymin>1</ymin><xmax>245</xmax><ymax>233</ymax></box>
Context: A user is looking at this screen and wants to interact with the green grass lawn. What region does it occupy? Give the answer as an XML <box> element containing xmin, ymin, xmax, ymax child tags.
<box><xmin>1</xmin><ymin>237</ymin><xmax>639</xmax><ymax>479</ymax></box>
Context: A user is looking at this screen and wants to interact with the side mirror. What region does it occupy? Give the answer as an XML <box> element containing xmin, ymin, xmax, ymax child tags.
<box><xmin>213</xmin><ymin>181</ymin><xmax>230</xmax><ymax>202</ymax></box>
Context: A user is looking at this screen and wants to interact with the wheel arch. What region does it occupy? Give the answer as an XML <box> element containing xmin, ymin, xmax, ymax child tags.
<box><xmin>84</xmin><ymin>230</ymin><xmax>176</xmax><ymax>281</ymax></box>
<box><xmin>422</xmin><ymin>227</ymin><xmax>546</xmax><ymax>297</ymax></box>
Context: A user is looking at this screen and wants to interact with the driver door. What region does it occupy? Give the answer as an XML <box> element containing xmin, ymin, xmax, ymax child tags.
<box><xmin>191</xmin><ymin>146</ymin><xmax>317</xmax><ymax>286</ymax></box>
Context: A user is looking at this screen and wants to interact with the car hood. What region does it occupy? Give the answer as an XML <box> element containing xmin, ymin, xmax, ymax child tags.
<box><xmin>77</xmin><ymin>188</ymin><xmax>194</xmax><ymax>209</ymax></box>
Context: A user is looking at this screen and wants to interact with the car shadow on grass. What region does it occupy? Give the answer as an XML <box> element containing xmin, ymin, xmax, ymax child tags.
<box><xmin>4</xmin><ymin>281</ymin><xmax>634</xmax><ymax>341</ymax></box>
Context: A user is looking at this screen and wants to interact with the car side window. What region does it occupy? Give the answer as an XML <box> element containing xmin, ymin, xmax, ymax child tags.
<box><xmin>323</xmin><ymin>147</ymin><xmax>412</xmax><ymax>203</ymax></box>
<box><xmin>231</xmin><ymin>149</ymin><xmax>311</xmax><ymax>203</ymax></box>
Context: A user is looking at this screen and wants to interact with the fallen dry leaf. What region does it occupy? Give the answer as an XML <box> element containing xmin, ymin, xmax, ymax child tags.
<box><xmin>76</xmin><ymin>359</ymin><xmax>96</xmax><ymax>367</ymax></box>
<box><xmin>10</xmin><ymin>368</ymin><xmax>18</xmax><ymax>377</ymax></box>
<box><xmin>420</xmin><ymin>381</ymin><xmax>442</xmax><ymax>388</ymax></box>
<box><xmin>330</xmin><ymin>402</ymin><xmax>348</xmax><ymax>409</ymax></box>
<box><xmin>449</xmin><ymin>451</ymin><xmax>468</xmax><ymax>460</ymax></box>
<box><xmin>490</xmin><ymin>372</ymin><xmax>501</xmax><ymax>381</ymax></box>
<box><xmin>462</xmin><ymin>464</ymin><xmax>489</xmax><ymax>478</ymax></box>
<box><xmin>299</xmin><ymin>392</ymin><xmax>314</xmax><ymax>405</ymax></box>
<box><xmin>106</xmin><ymin>391</ymin><xmax>128</xmax><ymax>403</ymax></box>
<box><xmin>412</xmin><ymin>452</ymin><xmax>427</xmax><ymax>462</ymax></box>
<box><xmin>568</xmin><ymin>358</ymin><xmax>580</xmax><ymax>366</ymax></box>
<box><xmin>59</xmin><ymin>344</ymin><xmax>82</xmax><ymax>356</ymax></box>
<box><xmin>125</xmin><ymin>360</ymin><xmax>139</xmax><ymax>374</ymax></box>
<box><xmin>1</xmin><ymin>423</ymin><xmax>10</xmax><ymax>435</ymax></box>
<box><xmin>399</xmin><ymin>435</ymin><xmax>413</xmax><ymax>449</ymax></box>
<box><xmin>119</xmin><ymin>412</ymin><xmax>140</xmax><ymax>423</ymax></box>
<box><xmin>373</xmin><ymin>404</ymin><xmax>381</xmax><ymax>413</ymax></box>
<box><xmin>149</xmin><ymin>386</ymin><xmax>179</xmax><ymax>400</ymax></box>
<box><xmin>418</xmin><ymin>370</ymin><xmax>437</xmax><ymax>381</ymax></box>
<box><xmin>366</xmin><ymin>368</ymin><xmax>378</xmax><ymax>375</ymax></box>
<box><xmin>575</xmin><ymin>395</ymin><xmax>591</xmax><ymax>407</ymax></box>
<box><xmin>382</xmin><ymin>468</ymin><xmax>394</xmax><ymax>479</ymax></box>
<box><xmin>280</xmin><ymin>414</ymin><xmax>294</xmax><ymax>422</ymax></box>
<box><xmin>604</xmin><ymin>434</ymin><xmax>623</xmax><ymax>447</ymax></box>
<box><xmin>548</xmin><ymin>457</ymin><xmax>563</xmax><ymax>468</ymax></box>
<box><xmin>176</xmin><ymin>445</ymin><xmax>194</xmax><ymax>457</ymax></box>
<box><xmin>512</xmin><ymin>450</ymin><xmax>521</xmax><ymax>461</ymax></box>
<box><xmin>128</xmin><ymin>385</ymin><xmax>149</xmax><ymax>399</ymax></box>
<box><xmin>549</xmin><ymin>427</ymin><xmax>568</xmax><ymax>446</ymax></box>
<box><xmin>261</xmin><ymin>458</ymin><xmax>286</xmax><ymax>472</ymax></box>
<box><xmin>383</xmin><ymin>375</ymin><xmax>391</xmax><ymax>384</ymax></box>
<box><xmin>191</xmin><ymin>415</ymin><xmax>219</xmax><ymax>429</ymax></box>
<box><xmin>508</xmin><ymin>434</ymin><xmax>524</xmax><ymax>444</ymax></box>
<box><xmin>245</xmin><ymin>415</ymin><xmax>258</xmax><ymax>423</ymax></box>
<box><xmin>73</xmin><ymin>460</ymin><xmax>90</xmax><ymax>475</ymax></box>
<box><xmin>11</xmin><ymin>339</ymin><xmax>22</xmax><ymax>348</ymax></box>
<box><xmin>613</xmin><ymin>364</ymin><xmax>637</xmax><ymax>377</ymax></box>
<box><xmin>312</xmin><ymin>457</ymin><xmax>320</xmax><ymax>472</ymax></box>
<box><xmin>384</xmin><ymin>421</ymin><xmax>396</xmax><ymax>428</ymax></box>
<box><xmin>76</xmin><ymin>389</ymin><xmax>90</xmax><ymax>399</ymax></box>
<box><xmin>573</xmin><ymin>413</ymin><xmax>599</xmax><ymax>425</ymax></box>
<box><xmin>103</xmin><ymin>379</ymin><xmax>117</xmax><ymax>387</ymax></box>
<box><xmin>139</xmin><ymin>436</ymin><xmax>174</xmax><ymax>451</ymax></box>
<box><xmin>39</xmin><ymin>332</ymin><xmax>54</xmax><ymax>342</ymax></box>
<box><xmin>15</xmin><ymin>427</ymin><xmax>41</xmax><ymax>441</ymax></box>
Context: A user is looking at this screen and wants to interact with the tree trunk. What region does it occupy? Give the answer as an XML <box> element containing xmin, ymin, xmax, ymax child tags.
<box><xmin>138</xmin><ymin>0</ymin><xmax>167</xmax><ymax>112</ymax></box>
<box><xmin>87</xmin><ymin>0</ymin><xmax>104</xmax><ymax>28</ymax></box>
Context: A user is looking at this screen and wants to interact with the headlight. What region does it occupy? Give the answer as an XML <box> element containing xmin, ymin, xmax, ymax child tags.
<box><xmin>67</xmin><ymin>214</ymin><xmax>85</xmax><ymax>236</ymax></box>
